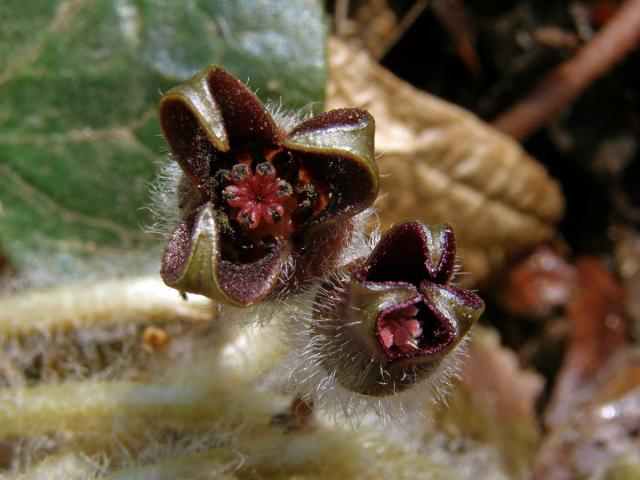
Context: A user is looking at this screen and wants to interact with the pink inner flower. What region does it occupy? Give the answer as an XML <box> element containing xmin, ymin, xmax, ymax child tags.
<box><xmin>223</xmin><ymin>162</ymin><xmax>293</xmax><ymax>230</ymax></box>
<box><xmin>379</xmin><ymin>305</ymin><xmax>423</xmax><ymax>353</ymax></box>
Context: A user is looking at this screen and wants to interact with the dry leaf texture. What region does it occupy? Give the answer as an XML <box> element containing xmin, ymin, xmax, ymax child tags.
<box><xmin>544</xmin><ymin>257</ymin><xmax>628</xmax><ymax>428</ymax></box>
<box><xmin>327</xmin><ymin>39</ymin><xmax>565</xmax><ymax>284</ymax></box>
<box><xmin>434</xmin><ymin>327</ymin><xmax>543</xmax><ymax>477</ymax></box>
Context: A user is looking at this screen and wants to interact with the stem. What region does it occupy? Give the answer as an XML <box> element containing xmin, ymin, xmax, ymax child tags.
<box><xmin>0</xmin><ymin>381</ymin><xmax>288</xmax><ymax>441</ymax></box>
<box><xmin>4</xmin><ymin>380</ymin><xmax>457</xmax><ymax>479</ymax></box>
<box><xmin>493</xmin><ymin>0</ymin><xmax>640</xmax><ymax>140</ymax></box>
<box><xmin>168</xmin><ymin>316</ymin><xmax>289</xmax><ymax>387</ymax></box>
<box><xmin>6</xmin><ymin>451</ymin><xmax>95</xmax><ymax>480</ymax></box>
<box><xmin>103</xmin><ymin>449</ymin><xmax>239</xmax><ymax>480</ymax></box>
<box><xmin>0</xmin><ymin>277</ymin><xmax>213</xmax><ymax>337</ymax></box>
<box><xmin>104</xmin><ymin>429</ymin><xmax>457</xmax><ymax>480</ymax></box>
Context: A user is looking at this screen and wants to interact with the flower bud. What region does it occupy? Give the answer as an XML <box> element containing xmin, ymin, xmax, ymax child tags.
<box><xmin>290</xmin><ymin>222</ymin><xmax>484</xmax><ymax>409</ymax></box>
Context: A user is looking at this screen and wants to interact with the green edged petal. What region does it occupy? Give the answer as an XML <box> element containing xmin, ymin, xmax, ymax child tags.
<box><xmin>160</xmin><ymin>202</ymin><xmax>289</xmax><ymax>307</ymax></box>
<box><xmin>159</xmin><ymin>66</ymin><xmax>280</xmax><ymax>194</ymax></box>
<box><xmin>283</xmin><ymin>108</ymin><xmax>379</xmax><ymax>224</ymax></box>
<box><xmin>420</xmin><ymin>223</ymin><xmax>456</xmax><ymax>283</ymax></box>
<box><xmin>356</xmin><ymin>221</ymin><xmax>456</xmax><ymax>286</ymax></box>
<box><xmin>346</xmin><ymin>281</ymin><xmax>421</xmax><ymax>362</ymax></box>
<box><xmin>420</xmin><ymin>281</ymin><xmax>485</xmax><ymax>343</ymax></box>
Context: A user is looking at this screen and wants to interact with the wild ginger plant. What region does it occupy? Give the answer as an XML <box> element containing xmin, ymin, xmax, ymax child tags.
<box><xmin>155</xmin><ymin>65</ymin><xmax>484</xmax><ymax>413</ymax></box>
<box><xmin>0</xmin><ymin>65</ymin><xmax>485</xmax><ymax>479</ymax></box>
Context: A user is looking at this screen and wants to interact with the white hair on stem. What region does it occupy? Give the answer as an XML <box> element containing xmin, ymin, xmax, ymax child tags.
<box><xmin>145</xmin><ymin>159</ymin><xmax>183</xmax><ymax>239</ymax></box>
<box><xmin>265</xmin><ymin>99</ymin><xmax>315</xmax><ymax>133</ymax></box>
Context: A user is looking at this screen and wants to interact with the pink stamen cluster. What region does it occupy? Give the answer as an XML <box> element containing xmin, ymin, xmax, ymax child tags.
<box><xmin>379</xmin><ymin>305</ymin><xmax>423</xmax><ymax>353</ymax></box>
<box><xmin>223</xmin><ymin>162</ymin><xmax>292</xmax><ymax>230</ymax></box>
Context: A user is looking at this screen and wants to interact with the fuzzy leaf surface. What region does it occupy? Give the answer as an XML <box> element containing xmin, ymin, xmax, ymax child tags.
<box><xmin>0</xmin><ymin>0</ymin><xmax>326</xmax><ymax>278</ymax></box>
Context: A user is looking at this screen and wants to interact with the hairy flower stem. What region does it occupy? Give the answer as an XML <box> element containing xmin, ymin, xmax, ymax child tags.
<box><xmin>167</xmin><ymin>314</ymin><xmax>290</xmax><ymax>387</ymax></box>
<box><xmin>102</xmin><ymin>428</ymin><xmax>457</xmax><ymax>480</ymax></box>
<box><xmin>0</xmin><ymin>381</ymin><xmax>288</xmax><ymax>443</ymax></box>
<box><xmin>0</xmin><ymin>277</ymin><xmax>213</xmax><ymax>337</ymax></box>
<box><xmin>4</xmin><ymin>451</ymin><xmax>96</xmax><ymax>480</ymax></box>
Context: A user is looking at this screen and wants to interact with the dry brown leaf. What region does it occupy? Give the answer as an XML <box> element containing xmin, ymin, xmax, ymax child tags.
<box><xmin>533</xmin><ymin>350</ymin><xmax>640</xmax><ymax>480</ymax></box>
<box><xmin>614</xmin><ymin>227</ymin><xmax>640</xmax><ymax>338</ymax></box>
<box><xmin>531</xmin><ymin>258</ymin><xmax>634</xmax><ymax>480</ymax></box>
<box><xmin>544</xmin><ymin>257</ymin><xmax>629</xmax><ymax>427</ymax></box>
<box><xmin>503</xmin><ymin>246</ymin><xmax>578</xmax><ymax>319</ymax></box>
<box><xmin>434</xmin><ymin>326</ymin><xmax>544</xmax><ymax>478</ymax></box>
<box><xmin>327</xmin><ymin>38</ymin><xmax>565</xmax><ymax>284</ymax></box>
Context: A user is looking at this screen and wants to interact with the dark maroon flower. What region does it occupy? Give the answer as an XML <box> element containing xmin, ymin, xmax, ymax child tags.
<box><xmin>309</xmin><ymin>222</ymin><xmax>485</xmax><ymax>396</ymax></box>
<box><xmin>158</xmin><ymin>66</ymin><xmax>378</xmax><ymax>306</ymax></box>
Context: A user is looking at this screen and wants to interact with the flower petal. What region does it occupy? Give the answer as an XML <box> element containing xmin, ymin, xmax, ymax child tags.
<box><xmin>283</xmin><ymin>108</ymin><xmax>379</xmax><ymax>224</ymax></box>
<box><xmin>420</xmin><ymin>280</ymin><xmax>485</xmax><ymax>344</ymax></box>
<box><xmin>159</xmin><ymin>66</ymin><xmax>280</xmax><ymax>194</ymax></box>
<box><xmin>355</xmin><ymin>222</ymin><xmax>457</xmax><ymax>285</ymax></box>
<box><xmin>420</xmin><ymin>223</ymin><xmax>456</xmax><ymax>284</ymax></box>
<box><xmin>160</xmin><ymin>202</ymin><xmax>290</xmax><ymax>306</ymax></box>
<box><xmin>204</xmin><ymin>68</ymin><xmax>280</xmax><ymax>150</ymax></box>
<box><xmin>217</xmin><ymin>241</ymin><xmax>290</xmax><ymax>306</ymax></box>
<box><xmin>383</xmin><ymin>282</ymin><xmax>483</xmax><ymax>383</ymax></box>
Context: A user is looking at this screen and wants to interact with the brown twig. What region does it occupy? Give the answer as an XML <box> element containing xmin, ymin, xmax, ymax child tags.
<box><xmin>374</xmin><ymin>0</ymin><xmax>430</xmax><ymax>60</ymax></box>
<box><xmin>334</xmin><ymin>0</ymin><xmax>351</xmax><ymax>37</ymax></box>
<box><xmin>493</xmin><ymin>0</ymin><xmax>640</xmax><ymax>141</ymax></box>
<box><xmin>430</xmin><ymin>0</ymin><xmax>480</xmax><ymax>76</ymax></box>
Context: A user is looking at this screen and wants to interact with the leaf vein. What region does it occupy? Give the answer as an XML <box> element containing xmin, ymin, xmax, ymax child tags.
<box><xmin>0</xmin><ymin>0</ymin><xmax>88</xmax><ymax>89</ymax></box>
<box><xmin>0</xmin><ymin>163</ymin><xmax>148</xmax><ymax>246</ymax></box>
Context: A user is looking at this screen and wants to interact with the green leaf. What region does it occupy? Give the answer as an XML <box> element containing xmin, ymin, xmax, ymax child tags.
<box><xmin>0</xmin><ymin>0</ymin><xmax>327</xmax><ymax>279</ymax></box>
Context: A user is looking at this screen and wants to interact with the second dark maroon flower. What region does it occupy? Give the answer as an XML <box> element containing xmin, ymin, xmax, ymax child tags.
<box><xmin>302</xmin><ymin>222</ymin><xmax>484</xmax><ymax>396</ymax></box>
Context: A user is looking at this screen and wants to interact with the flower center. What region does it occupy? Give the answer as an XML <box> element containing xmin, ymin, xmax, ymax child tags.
<box><xmin>211</xmin><ymin>153</ymin><xmax>324</xmax><ymax>264</ymax></box>
<box><xmin>222</xmin><ymin>162</ymin><xmax>293</xmax><ymax>231</ymax></box>
<box><xmin>378</xmin><ymin>305</ymin><xmax>423</xmax><ymax>354</ymax></box>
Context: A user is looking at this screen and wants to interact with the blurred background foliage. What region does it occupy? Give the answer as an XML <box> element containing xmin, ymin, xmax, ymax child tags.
<box><xmin>0</xmin><ymin>0</ymin><xmax>326</xmax><ymax>280</ymax></box>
